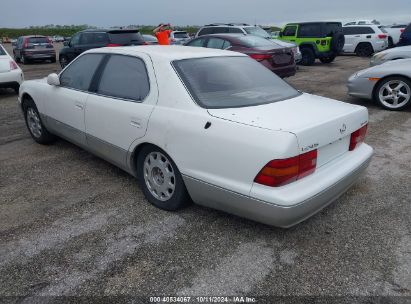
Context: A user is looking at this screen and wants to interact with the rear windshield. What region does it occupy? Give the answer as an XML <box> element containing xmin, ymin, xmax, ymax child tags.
<box><xmin>173</xmin><ymin>56</ymin><xmax>300</xmax><ymax>109</ymax></box>
<box><xmin>244</xmin><ymin>27</ymin><xmax>270</xmax><ymax>38</ymax></box>
<box><xmin>236</xmin><ymin>35</ymin><xmax>282</xmax><ymax>48</ymax></box>
<box><xmin>108</xmin><ymin>32</ymin><xmax>144</xmax><ymax>45</ymax></box>
<box><xmin>28</xmin><ymin>37</ymin><xmax>49</xmax><ymax>44</ymax></box>
<box><xmin>174</xmin><ymin>32</ymin><xmax>189</xmax><ymax>38</ymax></box>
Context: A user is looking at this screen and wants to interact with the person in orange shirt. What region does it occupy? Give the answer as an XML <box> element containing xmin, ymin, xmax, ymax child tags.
<box><xmin>153</xmin><ymin>23</ymin><xmax>173</xmax><ymax>45</ymax></box>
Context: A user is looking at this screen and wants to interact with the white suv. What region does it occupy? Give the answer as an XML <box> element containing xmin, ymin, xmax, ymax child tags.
<box><xmin>196</xmin><ymin>23</ymin><xmax>271</xmax><ymax>39</ymax></box>
<box><xmin>342</xmin><ymin>25</ymin><xmax>389</xmax><ymax>57</ymax></box>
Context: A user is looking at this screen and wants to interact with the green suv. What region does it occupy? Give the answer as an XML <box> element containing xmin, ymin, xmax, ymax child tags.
<box><xmin>278</xmin><ymin>22</ymin><xmax>345</xmax><ymax>66</ymax></box>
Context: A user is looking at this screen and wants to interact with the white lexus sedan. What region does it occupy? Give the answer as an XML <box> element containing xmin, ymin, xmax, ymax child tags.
<box><xmin>0</xmin><ymin>44</ymin><xmax>24</xmax><ymax>93</ymax></box>
<box><xmin>18</xmin><ymin>46</ymin><xmax>373</xmax><ymax>227</ymax></box>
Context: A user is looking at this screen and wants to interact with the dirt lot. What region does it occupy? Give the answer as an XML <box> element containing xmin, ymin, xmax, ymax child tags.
<box><xmin>0</xmin><ymin>43</ymin><xmax>410</xmax><ymax>301</ymax></box>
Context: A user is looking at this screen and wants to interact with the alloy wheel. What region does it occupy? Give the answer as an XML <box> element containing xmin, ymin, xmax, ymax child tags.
<box><xmin>26</xmin><ymin>108</ymin><xmax>42</xmax><ymax>138</ymax></box>
<box><xmin>379</xmin><ymin>80</ymin><xmax>411</xmax><ymax>109</ymax></box>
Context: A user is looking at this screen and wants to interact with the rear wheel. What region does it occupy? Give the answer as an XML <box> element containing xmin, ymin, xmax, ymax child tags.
<box><xmin>23</xmin><ymin>98</ymin><xmax>56</xmax><ymax>144</ymax></box>
<box><xmin>356</xmin><ymin>43</ymin><xmax>374</xmax><ymax>57</ymax></box>
<box><xmin>374</xmin><ymin>77</ymin><xmax>411</xmax><ymax>111</ymax></box>
<box><xmin>137</xmin><ymin>145</ymin><xmax>191</xmax><ymax>211</ymax></box>
<box><xmin>319</xmin><ymin>55</ymin><xmax>336</xmax><ymax>63</ymax></box>
<box><xmin>50</xmin><ymin>57</ymin><xmax>56</xmax><ymax>63</ymax></box>
<box><xmin>21</xmin><ymin>54</ymin><xmax>29</xmax><ymax>64</ymax></box>
<box><xmin>300</xmin><ymin>47</ymin><xmax>316</xmax><ymax>66</ymax></box>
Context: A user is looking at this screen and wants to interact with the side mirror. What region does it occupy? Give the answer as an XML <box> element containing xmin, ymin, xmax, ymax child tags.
<box><xmin>47</xmin><ymin>73</ymin><xmax>60</xmax><ymax>86</ymax></box>
<box><xmin>63</xmin><ymin>41</ymin><xmax>69</xmax><ymax>46</ymax></box>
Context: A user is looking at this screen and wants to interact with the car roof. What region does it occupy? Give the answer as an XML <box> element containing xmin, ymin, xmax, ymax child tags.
<box><xmin>286</xmin><ymin>22</ymin><xmax>341</xmax><ymax>25</ymax></box>
<box><xmin>21</xmin><ymin>35</ymin><xmax>48</xmax><ymax>38</ymax></box>
<box><xmin>86</xmin><ymin>45</ymin><xmax>245</xmax><ymax>61</ymax></box>
<box><xmin>79</xmin><ymin>29</ymin><xmax>140</xmax><ymax>33</ymax></box>
<box><xmin>196</xmin><ymin>33</ymin><xmax>245</xmax><ymax>38</ymax></box>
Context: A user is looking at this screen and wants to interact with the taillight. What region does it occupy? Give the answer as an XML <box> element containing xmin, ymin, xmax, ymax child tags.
<box><xmin>349</xmin><ymin>124</ymin><xmax>368</xmax><ymax>151</ymax></box>
<box><xmin>378</xmin><ymin>34</ymin><xmax>387</xmax><ymax>39</ymax></box>
<box><xmin>23</xmin><ymin>38</ymin><xmax>28</xmax><ymax>48</ymax></box>
<box><xmin>400</xmin><ymin>29</ymin><xmax>405</xmax><ymax>33</ymax></box>
<box><xmin>106</xmin><ymin>43</ymin><xmax>122</xmax><ymax>47</ymax></box>
<box><xmin>254</xmin><ymin>150</ymin><xmax>318</xmax><ymax>187</ymax></box>
<box><xmin>10</xmin><ymin>60</ymin><xmax>18</xmax><ymax>70</ymax></box>
<box><xmin>249</xmin><ymin>53</ymin><xmax>272</xmax><ymax>61</ymax></box>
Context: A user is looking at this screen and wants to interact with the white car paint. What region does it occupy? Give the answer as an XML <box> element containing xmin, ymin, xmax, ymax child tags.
<box><xmin>381</xmin><ymin>25</ymin><xmax>407</xmax><ymax>45</ymax></box>
<box><xmin>343</xmin><ymin>25</ymin><xmax>388</xmax><ymax>54</ymax></box>
<box><xmin>0</xmin><ymin>44</ymin><xmax>24</xmax><ymax>91</ymax></box>
<box><xmin>19</xmin><ymin>46</ymin><xmax>373</xmax><ymax>227</ymax></box>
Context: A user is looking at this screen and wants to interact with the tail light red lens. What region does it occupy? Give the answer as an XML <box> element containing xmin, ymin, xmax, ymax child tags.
<box><xmin>249</xmin><ymin>53</ymin><xmax>272</xmax><ymax>61</ymax></box>
<box><xmin>349</xmin><ymin>124</ymin><xmax>368</xmax><ymax>151</ymax></box>
<box><xmin>9</xmin><ymin>60</ymin><xmax>18</xmax><ymax>70</ymax></box>
<box><xmin>254</xmin><ymin>150</ymin><xmax>318</xmax><ymax>187</ymax></box>
<box><xmin>106</xmin><ymin>43</ymin><xmax>122</xmax><ymax>47</ymax></box>
<box><xmin>378</xmin><ymin>34</ymin><xmax>387</xmax><ymax>39</ymax></box>
<box><xmin>400</xmin><ymin>29</ymin><xmax>405</xmax><ymax>33</ymax></box>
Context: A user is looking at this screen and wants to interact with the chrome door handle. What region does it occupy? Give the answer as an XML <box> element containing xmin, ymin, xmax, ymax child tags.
<box><xmin>130</xmin><ymin>120</ymin><xmax>141</xmax><ymax>128</ymax></box>
<box><xmin>75</xmin><ymin>104</ymin><xmax>84</xmax><ymax>110</ymax></box>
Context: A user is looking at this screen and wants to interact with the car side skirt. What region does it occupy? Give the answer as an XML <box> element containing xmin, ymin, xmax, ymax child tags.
<box><xmin>182</xmin><ymin>155</ymin><xmax>371</xmax><ymax>228</ymax></box>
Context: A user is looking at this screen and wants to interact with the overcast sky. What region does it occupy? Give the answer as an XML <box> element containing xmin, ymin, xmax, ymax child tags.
<box><xmin>2</xmin><ymin>0</ymin><xmax>410</xmax><ymax>28</ymax></box>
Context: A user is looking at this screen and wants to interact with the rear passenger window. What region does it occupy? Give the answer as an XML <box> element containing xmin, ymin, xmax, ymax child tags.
<box><xmin>228</xmin><ymin>28</ymin><xmax>243</xmax><ymax>34</ymax></box>
<box><xmin>344</xmin><ymin>27</ymin><xmax>375</xmax><ymax>35</ymax></box>
<box><xmin>187</xmin><ymin>38</ymin><xmax>206</xmax><ymax>47</ymax></box>
<box><xmin>207</xmin><ymin>38</ymin><xmax>228</xmax><ymax>49</ymax></box>
<box><xmin>60</xmin><ymin>54</ymin><xmax>104</xmax><ymax>91</ymax></box>
<box><xmin>211</xmin><ymin>27</ymin><xmax>229</xmax><ymax>34</ymax></box>
<box><xmin>283</xmin><ymin>26</ymin><xmax>297</xmax><ymax>36</ymax></box>
<box><xmin>197</xmin><ymin>28</ymin><xmax>214</xmax><ymax>36</ymax></box>
<box><xmin>298</xmin><ymin>24</ymin><xmax>322</xmax><ymax>37</ymax></box>
<box><xmin>97</xmin><ymin>55</ymin><xmax>150</xmax><ymax>101</ymax></box>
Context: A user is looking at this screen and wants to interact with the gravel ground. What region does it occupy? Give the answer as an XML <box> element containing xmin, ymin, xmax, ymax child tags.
<box><xmin>0</xmin><ymin>43</ymin><xmax>410</xmax><ymax>302</ymax></box>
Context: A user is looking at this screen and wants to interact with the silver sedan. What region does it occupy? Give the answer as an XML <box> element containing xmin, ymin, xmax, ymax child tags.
<box><xmin>370</xmin><ymin>46</ymin><xmax>411</xmax><ymax>66</ymax></box>
<box><xmin>348</xmin><ymin>59</ymin><xmax>411</xmax><ymax>111</ymax></box>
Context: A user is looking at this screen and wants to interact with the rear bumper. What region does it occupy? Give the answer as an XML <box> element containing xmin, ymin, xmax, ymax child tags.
<box><xmin>0</xmin><ymin>69</ymin><xmax>24</xmax><ymax>87</ymax></box>
<box><xmin>267</xmin><ymin>64</ymin><xmax>297</xmax><ymax>77</ymax></box>
<box><xmin>183</xmin><ymin>144</ymin><xmax>373</xmax><ymax>228</ymax></box>
<box><xmin>23</xmin><ymin>51</ymin><xmax>56</xmax><ymax>60</ymax></box>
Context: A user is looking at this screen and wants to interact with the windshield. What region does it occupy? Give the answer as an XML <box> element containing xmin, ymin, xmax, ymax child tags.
<box><xmin>237</xmin><ymin>36</ymin><xmax>282</xmax><ymax>48</ymax></box>
<box><xmin>173</xmin><ymin>56</ymin><xmax>300</xmax><ymax>109</ymax></box>
<box><xmin>244</xmin><ymin>26</ymin><xmax>270</xmax><ymax>38</ymax></box>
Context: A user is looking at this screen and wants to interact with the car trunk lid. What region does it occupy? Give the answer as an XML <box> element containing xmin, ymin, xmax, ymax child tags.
<box><xmin>208</xmin><ymin>93</ymin><xmax>368</xmax><ymax>167</ymax></box>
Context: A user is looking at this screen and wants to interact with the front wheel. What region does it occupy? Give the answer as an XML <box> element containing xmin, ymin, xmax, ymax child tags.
<box><xmin>319</xmin><ymin>55</ymin><xmax>336</xmax><ymax>64</ymax></box>
<box><xmin>137</xmin><ymin>145</ymin><xmax>191</xmax><ymax>211</ymax></box>
<box><xmin>356</xmin><ymin>43</ymin><xmax>374</xmax><ymax>57</ymax></box>
<box><xmin>374</xmin><ymin>77</ymin><xmax>411</xmax><ymax>111</ymax></box>
<box><xmin>23</xmin><ymin>99</ymin><xmax>56</xmax><ymax>144</ymax></box>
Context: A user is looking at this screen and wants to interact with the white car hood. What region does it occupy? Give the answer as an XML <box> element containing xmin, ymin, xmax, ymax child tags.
<box><xmin>208</xmin><ymin>93</ymin><xmax>368</xmax><ymax>150</ymax></box>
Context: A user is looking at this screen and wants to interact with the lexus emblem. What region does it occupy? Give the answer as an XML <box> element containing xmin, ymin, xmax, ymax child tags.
<box><xmin>340</xmin><ymin>124</ymin><xmax>347</xmax><ymax>134</ymax></box>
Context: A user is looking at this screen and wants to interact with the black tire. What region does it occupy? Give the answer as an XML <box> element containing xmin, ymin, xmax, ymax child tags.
<box><xmin>300</xmin><ymin>47</ymin><xmax>316</xmax><ymax>66</ymax></box>
<box><xmin>330</xmin><ymin>32</ymin><xmax>345</xmax><ymax>53</ymax></box>
<box><xmin>22</xmin><ymin>98</ymin><xmax>56</xmax><ymax>144</ymax></box>
<box><xmin>14</xmin><ymin>52</ymin><xmax>20</xmax><ymax>63</ymax></box>
<box><xmin>319</xmin><ymin>55</ymin><xmax>336</xmax><ymax>64</ymax></box>
<box><xmin>51</xmin><ymin>57</ymin><xmax>56</xmax><ymax>63</ymax></box>
<box><xmin>59</xmin><ymin>56</ymin><xmax>68</xmax><ymax>69</ymax></box>
<box><xmin>373</xmin><ymin>76</ymin><xmax>411</xmax><ymax>111</ymax></box>
<box><xmin>137</xmin><ymin>145</ymin><xmax>191</xmax><ymax>211</ymax></box>
<box><xmin>356</xmin><ymin>43</ymin><xmax>374</xmax><ymax>57</ymax></box>
<box><xmin>13</xmin><ymin>84</ymin><xmax>20</xmax><ymax>94</ymax></box>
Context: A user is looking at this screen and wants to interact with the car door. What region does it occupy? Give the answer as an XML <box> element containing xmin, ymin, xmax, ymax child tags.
<box><xmin>281</xmin><ymin>26</ymin><xmax>297</xmax><ymax>42</ymax></box>
<box><xmin>85</xmin><ymin>53</ymin><xmax>158</xmax><ymax>170</ymax></box>
<box><xmin>66</xmin><ymin>33</ymin><xmax>81</xmax><ymax>62</ymax></box>
<box><xmin>44</xmin><ymin>53</ymin><xmax>105</xmax><ymax>147</ymax></box>
<box><xmin>343</xmin><ymin>27</ymin><xmax>357</xmax><ymax>52</ymax></box>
